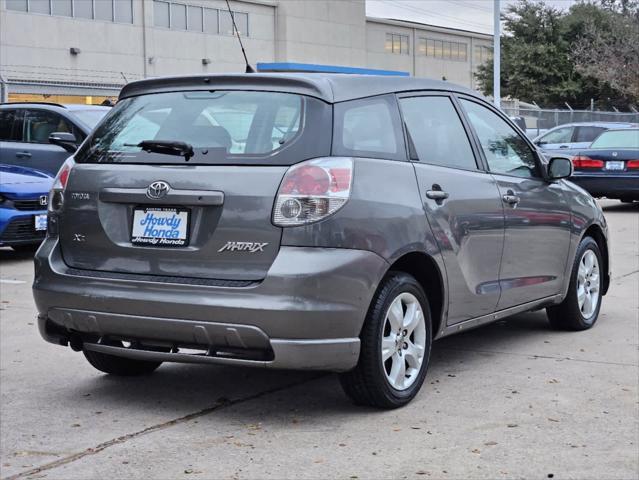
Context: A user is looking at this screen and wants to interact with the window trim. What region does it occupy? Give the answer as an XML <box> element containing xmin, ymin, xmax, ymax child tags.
<box><xmin>385</xmin><ymin>32</ymin><xmax>410</xmax><ymax>55</ymax></box>
<box><xmin>396</xmin><ymin>91</ymin><xmax>483</xmax><ymax>173</ymax></box>
<box><xmin>7</xmin><ymin>0</ymin><xmax>135</xmax><ymax>24</ymax></box>
<box><xmin>454</xmin><ymin>94</ymin><xmax>545</xmax><ymax>180</ymax></box>
<box><xmin>152</xmin><ymin>1</ymin><xmax>248</xmax><ymax>36</ymax></box>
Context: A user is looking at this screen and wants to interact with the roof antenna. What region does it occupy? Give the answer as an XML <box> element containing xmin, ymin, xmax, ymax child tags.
<box><xmin>225</xmin><ymin>0</ymin><xmax>255</xmax><ymax>73</ymax></box>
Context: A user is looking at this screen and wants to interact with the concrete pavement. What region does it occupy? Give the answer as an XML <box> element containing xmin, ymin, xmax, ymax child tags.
<box><xmin>1</xmin><ymin>200</ymin><xmax>637</xmax><ymax>480</ymax></box>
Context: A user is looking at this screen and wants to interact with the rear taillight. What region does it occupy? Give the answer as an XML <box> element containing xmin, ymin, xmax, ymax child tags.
<box><xmin>627</xmin><ymin>160</ymin><xmax>639</xmax><ymax>169</ymax></box>
<box><xmin>48</xmin><ymin>157</ymin><xmax>75</xmax><ymax>213</ymax></box>
<box><xmin>273</xmin><ymin>157</ymin><xmax>353</xmax><ymax>226</ymax></box>
<box><xmin>572</xmin><ymin>156</ymin><xmax>604</xmax><ymax>169</ymax></box>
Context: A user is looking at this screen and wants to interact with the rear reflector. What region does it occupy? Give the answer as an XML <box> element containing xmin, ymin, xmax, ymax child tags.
<box><xmin>273</xmin><ymin>157</ymin><xmax>353</xmax><ymax>227</ymax></box>
<box><xmin>572</xmin><ymin>156</ymin><xmax>604</xmax><ymax>169</ymax></box>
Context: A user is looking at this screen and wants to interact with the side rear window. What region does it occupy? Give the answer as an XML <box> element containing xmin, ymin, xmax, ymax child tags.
<box><xmin>400</xmin><ymin>96</ymin><xmax>477</xmax><ymax>170</ymax></box>
<box><xmin>333</xmin><ymin>95</ymin><xmax>406</xmax><ymax>160</ymax></box>
<box><xmin>574</xmin><ymin>126</ymin><xmax>605</xmax><ymax>143</ymax></box>
<box><xmin>0</xmin><ymin>109</ymin><xmax>23</xmax><ymax>141</ymax></box>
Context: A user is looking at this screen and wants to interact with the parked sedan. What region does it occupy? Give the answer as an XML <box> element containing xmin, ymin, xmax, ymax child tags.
<box><xmin>0</xmin><ymin>164</ymin><xmax>53</xmax><ymax>251</ymax></box>
<box><xmin>569</xmin><ymin>128</ymin><xmax>639</xmax><ymax>202</ymax></box>
<box><xmin>0</xmin><ymin>103</ymin><xmax>110</xmax><ymax>175</ymax></box>
<box><xmin>534</xmin><ymin>122</ymin><xmax>638</xmax><ymax>153</ymax></box>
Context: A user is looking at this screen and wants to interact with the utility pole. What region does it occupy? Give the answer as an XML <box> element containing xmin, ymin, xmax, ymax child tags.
<box><xmin>493</xmin><ymin>0</ymin><xmax>501</xmax><ymax>109</ymax></box>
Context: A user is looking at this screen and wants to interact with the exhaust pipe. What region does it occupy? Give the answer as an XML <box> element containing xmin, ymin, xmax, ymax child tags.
<box><xmin>69</xmin><ymin>334</ymin><xmax>84</xmax><ymax>352</ymax></box>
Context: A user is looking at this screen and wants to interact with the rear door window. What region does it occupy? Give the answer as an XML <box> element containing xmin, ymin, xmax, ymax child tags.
<box><xmin>539</xmin><ymin>126</ymin><xmax>573</xmax><ymax>144</ymax></box>
<box><xmin>399</xmin><ymin>96</ymin><xmax>477</xmax><ymax>170</ymax></box>
<box><xmin>77</xmin><ymin>90</ymin><xmax>330</xmax><ymax>165</ymax></box>
<box><xmin>0</xmin><ymin>109</ymin><xmax>23</xmax><ymax>142</ymax></box>
<box><xmin>574</xmin><ymin>126</ymin><xmax>605</xmax><ymax>143</ymax></box>
<box><xmin>333</xmin><ymin>95</ymin><xmax>406</xmax><ymax>160</ymax></box>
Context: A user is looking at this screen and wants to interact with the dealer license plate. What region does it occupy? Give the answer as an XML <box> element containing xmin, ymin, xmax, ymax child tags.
<box><xmin>131</xmin><ymin>207</ymin><xmax>189</xmax><ymax>247</ymax></box>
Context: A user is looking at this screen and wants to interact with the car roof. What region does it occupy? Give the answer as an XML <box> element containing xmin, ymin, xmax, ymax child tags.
<box><xmin>0</xmin><ymin>102</ymin><xmax>111</xmax><ymax>111</ymax></box>
<box><xmin>119</xmin><ymin>73</ymin><xmax>479</xmax><ymax>103</ymax></box>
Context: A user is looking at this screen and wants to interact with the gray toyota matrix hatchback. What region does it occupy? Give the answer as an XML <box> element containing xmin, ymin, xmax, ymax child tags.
<box><xmin>33</xmin><ymin>74</ymin><xmax>610</xmax><ymax>408</ymax></box>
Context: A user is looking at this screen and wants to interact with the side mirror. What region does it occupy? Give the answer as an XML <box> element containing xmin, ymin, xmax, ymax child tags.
<box><xmin>49</xmin><ymin>132</ymin><xmax>78</xmax><ymax>153</ymax></box>
<box><xmin>547</xmin><ymin>157</ymin><xmax>573</xmax><ymax>180</ymax></box>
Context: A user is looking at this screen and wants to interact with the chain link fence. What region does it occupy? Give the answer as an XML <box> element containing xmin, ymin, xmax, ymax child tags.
<box><xmin>501</xmin><ymin>107</ymin><xmax>639</xmax><ymax>137</ymax></box>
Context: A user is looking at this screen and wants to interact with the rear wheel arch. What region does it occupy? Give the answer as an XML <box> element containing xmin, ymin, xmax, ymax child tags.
<box><xmin>582</xmin><ymin>224</ymin><xmax>609</xmax><ymax>295</ymax></box>
<box><xmin>380</xmin><ymin>252</ymin><xmax>445</xmax><ymax>338</ymax></box>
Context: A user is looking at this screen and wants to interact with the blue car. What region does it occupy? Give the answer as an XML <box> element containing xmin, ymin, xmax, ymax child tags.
<box><xmin>0</xmin><ymin>164</ymin><xmax>53</xmax><ymax>252</ymax></box>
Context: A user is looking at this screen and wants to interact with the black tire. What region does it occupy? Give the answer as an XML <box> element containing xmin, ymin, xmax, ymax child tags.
<box><xmin>339</xmin><ymin>271</ymin><xmax>432</xmax><ymax>409</ymax></box>
<box><xmin>547</xmin><ymin>236</ymin><xmax>603</xmax><ymax>331</ymax></box>
<box><xmin>83</xmin><ymin>341</ymin><xmax>163</xmax><ymax>376</ymax></box>
<box><xmin>11</xmin><ymin>244</ymin><xmax>39</xmax><ymax>254</ymax></box>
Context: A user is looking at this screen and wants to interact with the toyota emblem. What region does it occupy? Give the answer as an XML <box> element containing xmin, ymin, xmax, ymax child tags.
<box><xmin>146</xmin><ymin>181</ymin><xmax>170</xmax><ymax>199</ymax></box>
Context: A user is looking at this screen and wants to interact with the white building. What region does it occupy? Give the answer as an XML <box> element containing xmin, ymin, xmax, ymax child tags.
<box><xmin>0</xmin><ymin>0</ymin><xmax>493</xmax><ymax>104</ymax></box>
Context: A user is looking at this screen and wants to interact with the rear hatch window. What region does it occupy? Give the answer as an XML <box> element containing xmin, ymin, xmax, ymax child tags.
<box><xmin>76</xmin><ymin>90</ymin><xmax>331</xmax><ymax>165</ymax></box>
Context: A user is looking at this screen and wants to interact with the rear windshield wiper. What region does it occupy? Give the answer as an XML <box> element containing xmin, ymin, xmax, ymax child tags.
<box><xmin>126</xmin><ymin>140</ymin><xmax>194</xmax><ymax>162</ymax></box>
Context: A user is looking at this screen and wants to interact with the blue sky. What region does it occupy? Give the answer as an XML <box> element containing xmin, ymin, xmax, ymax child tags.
<box><xmin>366</xmin><ymin>0</ymin><xmax>577</xmax><ymax>34</ymax></box>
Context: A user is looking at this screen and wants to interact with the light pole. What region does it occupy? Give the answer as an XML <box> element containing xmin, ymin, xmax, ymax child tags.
<box><xmin>493</xmin><ymin>0</ymin><xmax>501</xmax><ymax>108</ymax></box>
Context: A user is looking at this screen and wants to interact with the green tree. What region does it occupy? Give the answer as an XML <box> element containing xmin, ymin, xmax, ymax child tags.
<box><xmin>475</xmin><ymin>0</ymin><xmax>638</xmax><ymax>109</ymax></box>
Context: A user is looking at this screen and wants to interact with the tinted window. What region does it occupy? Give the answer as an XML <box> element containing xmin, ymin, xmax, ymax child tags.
<box><xmin>74</xmin><ymin>0</ymin><xmax>93</xmax><ymax>18</ymax></box>
<box><xmin>71</xmin><ymin>109</ymin><xmax>109</xmax><ymax>129</ymax></box>
<box><xmin>51</xmin><ymin>0</ymin><xmax>72</xmax><ymax>16</ymax></box>
<box><xmin>334</xmin><ymin>96</ymin><xmax>403</xmax><ymax>160</ymax></box>
<box><xmin>154</xmin><ymin>0</ymin><xmax>169</xmax><ymax>27</ymax></box>
<box><xmin>114</xmin><ymin>0</ymin><xmax>133</xmax><ymax>23</ymax></box>
<box><xmin>30</xmin><ymin>0</ymin><xmax>51</xmax><ymax>14</ymax></box>
<box><xmin>400</xmin><ymin>96</ymin><xmax>476</xmax><ymax>170</ymax></box>
<box><xmin>170</xmin><ymin>3</ymin><xmax>186</xmax><ymax>29</ymax></box>
<box><xmin>540</xmin><ymin>126</ymin><xmax>573</xmax><ymax>144</ymax></box>
<box><xmin>6</xmin><ymin>0</ymin><xmax>27</xmax><ymax>11</ymax></box>
<box><xmin>203</xmin><ymin>8</ymin><xmax>218</xmax><ymax>33</ymax></box>
<box><xmin>76</xmin><ymin>90</ymin><xmax>329</xmax><ymax>165</ymax></box>
<box><xmin>95</xmin><ymin>0</ymin><xmax>114</xmax><ymax>20</ymax></box>
<box><xmin>0</xmin><ymin>110</ymin><xmax>23</xmax><ymax>141</ymax></box>
<box><xmin>461</xmin><ymin>99</ymin><xmax>539</xmax><ymax>178</ymax></box>
<box><xmin>590</xmin><ymin>129</ymin><xmax>639</xmax><ymax>149</ymax></box>
<box><xmin>574</xmin><ymin>126</ymin><xmax>605</xmax><ymax>143</ymax></box>
<box><xmin>187</xmin><ymin>6</ymin><xmax>203</xmax><ymax>31</ymax></box>
<box><xmin>23</xmin><ymin>110</ymin><xmax>73</xmax><ymax>144</ymax></box>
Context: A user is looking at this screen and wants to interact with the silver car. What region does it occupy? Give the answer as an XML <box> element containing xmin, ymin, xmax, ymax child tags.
<box><xmin>533</xmin><ymin>121</ymin><xmax>638</xmax><ymax>153</ymax></box>
<box><xmin>33</xmin><ymin>74</ymin><xmax>610</xmax><ymax>408</ymax></box>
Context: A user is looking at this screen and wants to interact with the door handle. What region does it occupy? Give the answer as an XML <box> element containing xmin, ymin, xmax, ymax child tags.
<box><xmin>426</xmin><ymin>190</ymin><xmax>449</xmax><ymax>201</ymax></box>
<box><xmin>502</xmin><ymin>190</ymin><xmax>520</xmax><ymax>206</ymax></box>
<box><xmin>16</xmin><ymin>151</ymin><xmax>32</xmax><ymax>158</ymax></box>
<box><xmin>559</xmin><ymin>145</ymin><xmax>568</xmax><ymax>149</ymax></box>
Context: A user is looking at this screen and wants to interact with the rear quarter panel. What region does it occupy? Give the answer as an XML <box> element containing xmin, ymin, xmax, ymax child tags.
<box><xmin>281</xmin><ymin>157</ymin><xmax>444</xmax><ymax>284</ymax></box>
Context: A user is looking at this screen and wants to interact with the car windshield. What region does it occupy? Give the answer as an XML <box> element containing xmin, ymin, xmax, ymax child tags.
<box><xmin>77</xmin><ymin>90</ymin><xmax>310</xmax><ymax>165</ymax></box>
<box><xmin>590</xmin><ymin>129</ymin><xmax>639</xmax><ymax>149</ymax></box>
<box><xmin>71</xmin><ymin>109</ymin><xmax>109</xmax><ymax>129</ymax></box>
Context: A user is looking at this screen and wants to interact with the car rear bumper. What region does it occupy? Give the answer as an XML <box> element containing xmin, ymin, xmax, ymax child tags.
<box><xmin>33</xmin><ymin>238</ymin><xmax>389</xmax><ymax>371</ymax></box>
<box><xmin>0</xmin><ymin>209</ymin><xmax>47</xmax><ymax>246</ymax></box>
<box><xmin>570</xmin><ymin>174</ymin><xmax>639</xmax><ymax>199</ymax></box>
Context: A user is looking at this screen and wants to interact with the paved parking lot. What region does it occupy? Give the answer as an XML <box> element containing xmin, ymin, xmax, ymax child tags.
<box><xmin>1</xmin><ymin>200</ymin><xmax>637</xmax><ymax>480</ymax></box>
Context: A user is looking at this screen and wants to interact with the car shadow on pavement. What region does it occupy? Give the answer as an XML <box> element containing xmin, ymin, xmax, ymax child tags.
<box><xmin>0</xmin><ymin>247</ymin><xmax>36</xmax><ymax>263</ymax></box>
<box><xmin>52</xmin><ymin>311</ymin><xmax>555</xmax><ymax>418</ymax></box>
<box><xmin>600</xmin><ymin>201</ymin><xmax>638</xmax><ymax>212</ymax></box>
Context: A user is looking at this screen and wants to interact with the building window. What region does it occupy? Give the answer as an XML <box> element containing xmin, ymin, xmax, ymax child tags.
<box><xmin>474</xmin><ymin>45</ymin><xmax>493</xmax><ymax>65</ymax></box>
<box><xmin>152</xmin><ymin>1</ymin><xmax>248</xmax><ymax>36</ymax></box>
<box><xmin>154</xmin><ymin>0</ymin><xmax>170</xmax><ymax>27</ymax></box>
<box><xmin>6</xmin><ymin>0</ymin><xmax>134</xmax><ymax>23</ymax></box>
<box><xmin>385</xmin><ymin>33</ymin><xmax>409</xmax><ymax>55</ymax></box>
<box><xmin>419</xmin><ymin>37</ymin><xmax>468</xmax><ymax>62</ymax></box>
<box><xmin>187</xmin><ymin>5</ymin><xmax>203</xmax><ymax>31</ymax></box>
<box><xmin>170</xmin><ymin>3</ymin><xmax>187</xmax><ymax>29</ymax></box>
<box><xmin>220</xmin><ymin>10</ymin><xmax>248</xmax><ymax>36</ymax></box>
<box><xmin>203</xmin><ymin>7</ymin><xmax>218</xmax><ymax>34</ymax></box>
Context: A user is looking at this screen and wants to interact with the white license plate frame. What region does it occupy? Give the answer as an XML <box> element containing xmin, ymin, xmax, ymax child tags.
<box><xmin>131</xmin><ymin>207</ymin><xmax>190</xmax><ymax>247</ymax></box>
